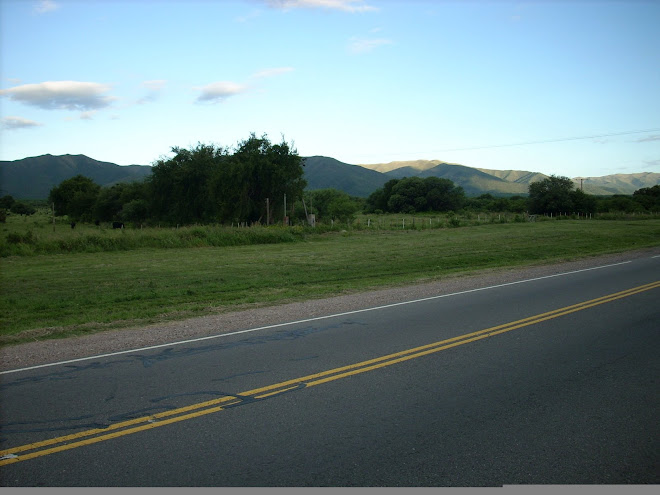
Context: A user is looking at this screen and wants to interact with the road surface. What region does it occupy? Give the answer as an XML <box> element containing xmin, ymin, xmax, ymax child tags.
<box><xmin>1</xmin><ymin>254</ymin><xmax>658</xmax><ymax>486</ymax></box>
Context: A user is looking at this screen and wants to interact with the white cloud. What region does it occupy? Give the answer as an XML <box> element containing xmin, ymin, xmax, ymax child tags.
<box><xmin>236</xmin><ymin>8</ymin><xmax>263</xmax><ymax>23</ymax></box>
<box><xmin>79</xmin><ymin>111</ymin><xmax>97</xmax><ymax>120</ymax></box>
<box><xmin>266</xmin><ymin>0</ymin><xmax>377</xmax><ymax>13</ymax></box>
<box><xmin>194</xmin><ymin>81</ymin><xmax>247</xmax><ymax>104</ymax></box>
<box><xmin>251</xmin><ymin>67</ymin><xmax>294</xmax><ymax>79</ymax></box>
<box><xmin>636</xmin><ymin>134</ymin><xmax>660</xmax><ymax>143</ymax></box>
<box><xmin>142</xmin><ymin>80</ymin><xmax>167</xmax><ymax>91</ymax></box>
<box><xmin>137</xmin><ymin>80</ymin><xmax>167</xmax><ymax>104</ymax></box>
<box><xmin>34</xmin><ymin>1</ymin><xmax>59</xmax><ymax>14</ymax></box>
<box><xmin>2</xmin><ymin>116</ymin><xmax>43</xmax><ymax>130</ymax></box>
<box><xmin>0</xmin><ymin>81</ymin><xmax>117</xmax><ymax>111</ymax></box>
<box><xmin>348</xmin><ymin>36</ymin><xmax>393</xmax><ymax>54</ymax></box>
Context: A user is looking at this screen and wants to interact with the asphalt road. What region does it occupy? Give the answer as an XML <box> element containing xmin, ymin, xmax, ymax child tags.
<box><xmin>1</xmin><ymin>255</ymin><xmax>658</xmax><ymax>486</ymax></box>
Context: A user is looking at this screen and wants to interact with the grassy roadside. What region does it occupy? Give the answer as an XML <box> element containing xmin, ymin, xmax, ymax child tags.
<box><xmin>2</xmin><ymin>219</ymin><xmax>659</xmax><ymax>346</ymax></box>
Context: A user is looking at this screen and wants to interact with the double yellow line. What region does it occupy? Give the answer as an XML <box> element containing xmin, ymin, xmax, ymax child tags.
<box><xmin>1</xmin><ymin>280</ymin><xmax>658</xmax><ymax>467</ymax></box>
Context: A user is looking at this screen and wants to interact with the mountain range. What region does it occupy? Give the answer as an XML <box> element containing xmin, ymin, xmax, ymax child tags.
<box><xmin>0</xmin><ymin>155</ymin><xmax>151</xmax><ymax>200</ymax></box>
<box><xmin>1</xmin><ymin>154</ymin><xmax>658</xmax><ymax>200</ymax></box>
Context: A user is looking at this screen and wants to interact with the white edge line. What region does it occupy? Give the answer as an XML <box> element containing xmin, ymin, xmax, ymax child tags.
<box><xmin>1</xmin><ymin>260</ymin><xmax>634</xmax><ymax>375</ymax></box>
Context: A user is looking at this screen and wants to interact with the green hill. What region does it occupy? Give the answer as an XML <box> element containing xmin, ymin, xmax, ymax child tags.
<box><xmin>476</xmin><ymin>168</ymin><xmax>548</xmax><ymax>185</ymax></box>
<box><xmin>571</xmin><ymin>172</ymin><xmax>660</xmax><ymax>195</ymax></box>
<box><xmin>302</xmin><ymin>156</ymin><xmax>390</xmax><ymax>197</ymax></box>
<box><xmin>417</xmin><ymin>164</ymin><xmax>530</xmax><ymax>196</ymax></box>
<box><xmin>366</xmin><ymin>161</ymin><xmax>537</xmax><ymax>196</ymax></box>
<box><xmin>0</xmin><ymin>154</ymin><xmax>151</xmax><ymax>199</ymax></box>
<box><xmin>1</xmin><ymin>153</ymin><xmax>657</xmax><ymax>200</ymax></box>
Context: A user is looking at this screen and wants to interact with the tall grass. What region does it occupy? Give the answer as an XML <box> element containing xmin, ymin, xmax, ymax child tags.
<box><xmin>1</xmin><ymin>216</ymin><xmax>306</xmax><ymax>257</ymax></box>
<box><xmin>5</xmin><ymin>209</ymin><xmax>658</xmax><ymax>257</ymax></box>
<box><xmin>1</xmin><ymin>216</ymin><xmax>659</xmax><ymax>345</ymax></box>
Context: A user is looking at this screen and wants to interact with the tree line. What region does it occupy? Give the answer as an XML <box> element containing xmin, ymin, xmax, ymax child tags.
<box><xmin>45</xmin><ymin>134</ymin><xmax>305</xmax><ymax>226</ymax></box>
<box><xmin>3</xmin><ymin>134</ymin><xmax>659</xmax><ymax>226</ymax></box>
<box><xmin>32</xmin><ymin>134</ymin><xmax>364</xmax><ymax>226</ymax></box>
<box><xmin>364</xmin><ymin>175</ymin><xmax>659</xmax><ymax>216</ymax></box>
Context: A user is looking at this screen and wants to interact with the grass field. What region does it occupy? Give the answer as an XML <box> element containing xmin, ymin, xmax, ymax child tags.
<box><xmin>2</xmin><ymin>212</ymin><xmax>659</xmax><ymax>346</ymax></box>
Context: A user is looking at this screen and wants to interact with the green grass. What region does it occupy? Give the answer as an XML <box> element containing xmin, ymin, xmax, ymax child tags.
<box><xmin>0</xmin><ymin>211</ymin><xmax>304</xmax><ymax>257</ymax></box>
<box><xmin>2</xmin><ymin>217</ymin><xmax>659</xmax><ymax>346</ymax></box>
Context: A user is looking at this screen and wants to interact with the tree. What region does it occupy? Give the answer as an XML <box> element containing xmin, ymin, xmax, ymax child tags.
<box><xmin>0</xmin><ymin>195</ymin><xmax>15</xmax><ymax>210</ymax></box>
<box><xmin>93</xmin><ymin>183</ymin><xmax>127</xmax><ymax>222</ymax></box>
<box><xmin>388</xmin><ymin>177</ymin><xmax>427</xmax><ymax>213</ymax></box>
<box><xmin>571</xmin><ymin>189</ymin><xmax>597</xmax><ymax>215</ymax></box>
<box><xmin>367</xmin><ymin>176</ymin><xmax>465</xmax><ymax>213</ymax></box>
<box><xmin>120</xmin><ymin>199</ymin><xmax>149</xmax><ymax>224</ymax></box>
<box><xmin>507</xmin><ymin>196</ymin><xmax>528</xmax><ymax>213</ymax></box>
<box><xmin>598</xmin><ymin>195</ymin><xmax>645</xmax><ymax>214</ymax></box>
<box><xmin>365</xmin><ymin>179</ymin><xmax>399</xmax><ymax>213</ymax></box>
<box><xmin>307</xmin><ymin>189</ymin><xmax>360</xmax><ymax>222</ymax></box>
<box><xmin>423</xmin><ymin>176</ymin><xmax>465</xmax><ymax>212</ymax></box>
<box><xmin>148</xmin><ymin>143</ymin><xmax>224</xmax><ymax>224</ymax></box>
<box><xmin>10</xmin><ymin>201</ymin><xmax>36</xmax><ymax>216</ymax></box>
<box><xmin>148</xmin><ymin>134</ymin><xmax>306</xmax><ymax>225</ymax></box>
<box><xmin>213</xmin><ymin>134</ymin><xmax>306</xmax><ymax>224</ymax></box>
<box><xmin>528</xmin><ymin>175</ymin><xmax>576</xmax><ymax>215</ymax></box>
<box><xmin>632</xmin><ymin>185</ymin><xmax>660</xmax><ymax>211</ymax></box>
<box><xmin>48</xmin><ymin>175</ymin><xmax>100</xmax><ymax>221</ymax></box>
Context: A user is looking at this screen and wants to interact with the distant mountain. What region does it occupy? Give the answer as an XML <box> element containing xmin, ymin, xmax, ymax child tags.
<box><xmin>0</xmin><ymin>154</ymin><xmax>151</xmax><ymax>199</ymax></box>
<box><xmin>1</xmin><ymin>154</ymin><xmax>657</xmax><ymax>200</ymax></box>
<box><xmin>361</xmin><ymin>159</ymin><xmax>659</xmax><ymax>197</ymax></box>
<box><xmin>363</xmin><ymin>160</ymin><xmax>541</xmax><ymax>196</ymax></box>
<box><xmin>571</xmin><ymin>173</ymin><xmax>660</xmax><ymax>195</ymax></box>
<box><xmin>476</xmin><ymin>168</ymin><xmax>548</xmax><ymax>185</ymax></box>
<box><xmin>302</xmin><ymin>156</ymin><xmax>390</xmax><ymax>197</ymax></box>
<box><xmin>362</xmin><ymin>159</ymin><xmax>454</xmax><ymax>174</ymax></box>
<box><xmin>416</xmin><ymin>164</ymin><xmax>531</xmax><ymax>196</ymax></box>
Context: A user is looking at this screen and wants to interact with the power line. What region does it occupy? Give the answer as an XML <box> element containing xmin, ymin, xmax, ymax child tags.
<box><xmin>353</xmin><ymin>128</ymin><xmax>660</xmax><ymax>160</ymax></box>
<box><xmin>431</xmin><ymin>128</ymin><xmax>660</xmax><ymax>153</ymax></box>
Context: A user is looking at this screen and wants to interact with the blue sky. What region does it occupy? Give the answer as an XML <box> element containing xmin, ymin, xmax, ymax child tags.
<box><xmin>1</xmin><ymin>0</ymin><xmax>659</xmax><ymax>178</ymax></box>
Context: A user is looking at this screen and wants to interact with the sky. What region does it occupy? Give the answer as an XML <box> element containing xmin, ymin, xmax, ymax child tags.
<box><xmin>1</xmin><ymin>0</ymin><xmax>659</xmax><ymax>179</ymax></box>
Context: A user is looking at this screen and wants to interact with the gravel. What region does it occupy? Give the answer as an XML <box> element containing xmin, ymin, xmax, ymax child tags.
<box><xmin>2</xmin><ymin>247</ymin><xmax>658</xmax><ymax>373</ymax></box>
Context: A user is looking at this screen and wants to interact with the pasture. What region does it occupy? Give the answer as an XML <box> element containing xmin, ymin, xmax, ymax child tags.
<box><xmin>1</xmin><ymin>209</ymin><xmax>659</xmax><ymax>345</ymax></box>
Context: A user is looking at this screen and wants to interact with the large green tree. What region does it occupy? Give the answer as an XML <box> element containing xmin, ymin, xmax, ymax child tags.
<box><xmin>48</xmin><ymin>175</ymin><xmax>101</xmax><ymax>221</ymax></box>
<box><xmin>93</xmin><ymin>181</ymin><xmax>150</xmax><ymax>223</ymax></box>
<box><xmin>528</xmin><ymin>175</ymin><xmax>596</xmax><ymax>215</ymax></box>
<box><xmin>365</xmin><ymin>176</ymin><xmax>465</xmax><ymax>214</ymax></box>
<box><xmin>632</xmin><ymin>185</ymin><xmax>660</xmax><ymax>211</ymax></box>
<box><xmin>149</xmin><ymin>143</ymin><xmax>224</xmax><ymax>224</ymax></box>
<box><xmin>213</xmin><ymin>134</ymin><xmax>306</xmax><ymax>224</ymax></box>
<box><xmin>147</xmin><ymin>134</ymin><xmax>306</xmax><ymax>225</ymax></box>
<box><xmin>306</xmin><ymin>189</ymin><xmax>360</xmax><ymax>223</ymax></box>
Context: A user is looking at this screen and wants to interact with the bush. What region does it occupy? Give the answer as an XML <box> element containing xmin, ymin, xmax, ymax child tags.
<box><xmin>6</xmin><ymin>231</ymin><xmax>35</xmax><ymax>245</ymax></box>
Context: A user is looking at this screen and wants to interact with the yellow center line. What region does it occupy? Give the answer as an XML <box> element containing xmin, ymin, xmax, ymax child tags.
<box><xmin>1</xmin><ymin>281</ymin><xmax>658</xmax><ymax>467</ymax></box>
